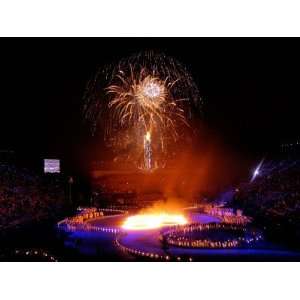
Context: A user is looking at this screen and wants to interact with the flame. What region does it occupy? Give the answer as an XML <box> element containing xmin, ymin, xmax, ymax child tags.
<box><xmin>122</xmin><ymin>213</ymin><xmax>187</xmax><ymax>230</ymax></box>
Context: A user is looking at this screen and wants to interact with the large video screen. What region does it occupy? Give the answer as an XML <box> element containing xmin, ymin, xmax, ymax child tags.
<box><xmin>44</xmin><ymin>159</ymin><xmax>60</xmax><ymax>173</ymax></box>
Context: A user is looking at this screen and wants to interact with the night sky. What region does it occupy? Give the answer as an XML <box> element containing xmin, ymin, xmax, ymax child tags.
<box><xmin>0</xmin><ymin>38</ymin><xmax>299</xmax><ymax>173</ymax></box>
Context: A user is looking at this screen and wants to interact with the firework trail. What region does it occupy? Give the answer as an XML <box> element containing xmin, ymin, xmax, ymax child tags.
<box><xmin>83</xmin><ymin>51</ymin><xmax>201</xmax><ymax>168</ymax></box>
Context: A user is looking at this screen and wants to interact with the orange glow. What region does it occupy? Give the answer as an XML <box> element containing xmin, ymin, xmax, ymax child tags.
<box><xmin>145</xmin><ymin>131</ymin><xmax>151</xmax><ymax>142</ymax></box>
<box><xmin>122</xmin><ymin>213</ymin><xmax>187</xmax><ymax>230</ymax></box>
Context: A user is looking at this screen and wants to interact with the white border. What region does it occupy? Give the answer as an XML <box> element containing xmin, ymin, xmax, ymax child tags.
<box><xmin>0</xmin><ymin>262</ymin><xmax>299</xmax><ymax>300</ymax></box>
<box><xmin>0</xmin><ymin>0</ymin><xmax>300</xmax><ymax>36</ymax></box>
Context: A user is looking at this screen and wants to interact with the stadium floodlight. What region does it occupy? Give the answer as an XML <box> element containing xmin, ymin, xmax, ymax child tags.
<box><xmin>251</xmin><ymin>159</ymin><xmax>264</xmax><ymax>182</ymax></box>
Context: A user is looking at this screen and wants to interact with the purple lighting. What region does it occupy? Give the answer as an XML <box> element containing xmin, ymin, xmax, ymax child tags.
<box><xmin>251</xmin><ymin>159</ymin><xmax>264</xmax><ymax>182</ymax></box>
<box><xmin>44</xmin><ymin>159</ymin><xmax>60</xmax><ymax>173</ymax></box>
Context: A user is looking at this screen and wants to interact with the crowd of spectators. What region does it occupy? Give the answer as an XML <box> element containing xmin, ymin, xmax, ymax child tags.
<box><xmin>231</xmin><ymin>159</ymin><xmax>300</xmax><ymax>242</ymax></box>
<box><xmin>0</xmin><ymin>163</ymin><xmax>66</xmax><ymax>229</ymax></box>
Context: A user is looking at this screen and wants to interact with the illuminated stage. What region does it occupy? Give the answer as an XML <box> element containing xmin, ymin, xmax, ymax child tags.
<box><xmin>57</xmin><ymin>208</ymin><xmax>300</xmax><ymax>261</ymax></box>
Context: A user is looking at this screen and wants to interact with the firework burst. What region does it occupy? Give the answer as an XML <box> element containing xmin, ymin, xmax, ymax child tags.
<box><xmin>106</xmin><ymin>70</ymin><xmax>187</xmax><ymax>140</ymax></box>
<box><xmin>83</xmin><ymin>51</ymin><xmax>201</xmax><ymax>167</ymax></box>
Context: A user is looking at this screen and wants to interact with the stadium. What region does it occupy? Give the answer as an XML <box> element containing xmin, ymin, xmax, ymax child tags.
<box><xmin>1</xmin><ymin>39</ymin><xmax>300</xmax><ymax>262</ymax></box>
<box><xmin>1</xmin><ymin>142</ymin><xmax>300</xmax><ymax>261</ymax></box>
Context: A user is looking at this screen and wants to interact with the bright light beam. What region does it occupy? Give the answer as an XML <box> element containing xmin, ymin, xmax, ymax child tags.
<box><xmin>251</xmin><ymin>158</ymin><xmax>264</xmax><ymax>182</ymax></box>
<box><xmin>122</xmin><ymin>213</ymin><xmax>187</xmax><ymax>230</ymax></box>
